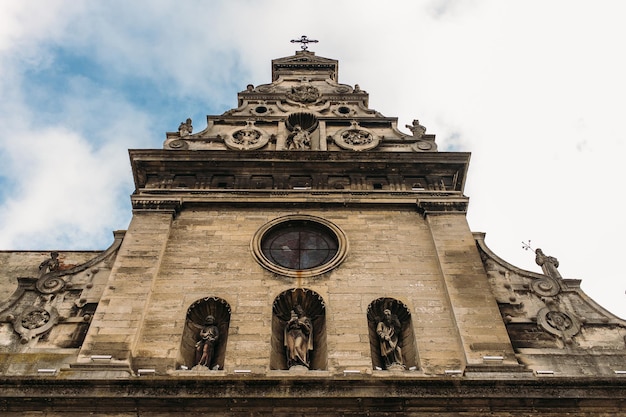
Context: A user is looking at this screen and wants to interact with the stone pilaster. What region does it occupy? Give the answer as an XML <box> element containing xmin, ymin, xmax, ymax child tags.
<box><xmin>425</xmin><ymin>213</ymin><xmax>518</xmax><ymax>368</ymax></box>
<box><xmin>77</xmin><ymin>211</ymin><xmax>173</xmax><ymax>365</ymax></box>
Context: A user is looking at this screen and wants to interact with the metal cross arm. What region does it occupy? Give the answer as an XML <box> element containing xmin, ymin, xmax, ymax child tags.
<box><xmin>291</xmin><ymin>35</ymin><xmax>319</xmax><ymax>51</ymax></box>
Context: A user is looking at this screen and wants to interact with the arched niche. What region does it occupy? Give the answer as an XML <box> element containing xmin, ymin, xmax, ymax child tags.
<box><xmin>179</xmin><ymin>297</ymin><xmax>231</xmax><ymax>370</ymax></box>
<box><xmin>271</xmin><ymin>288</ymin><xmax>326</xmax><ymax>370</ymax></box>
<box><xmin>367</xmin><ymin>297</ymin><xmax>419</xmax><ymax>370</ymax></box>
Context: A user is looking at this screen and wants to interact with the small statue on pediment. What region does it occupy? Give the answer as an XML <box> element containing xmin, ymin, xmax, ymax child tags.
<box><xmin>406</xmin><ymin>120</ymin><xmax>426</xmax><ymax>139</ymax></box>
<box><xmin>39</xmin><ymin>252</ymin><xmax>60</xmax><ymax>276</ymax></box>
<box><xmin>178</xmin><ymin>118</ymin><xmax>193</xmax><ymax>137</ymax></box>
<box><xmin>535</xmin><ymin>248</ymin><xmax>561</xmax><ymax>279</ymax></box>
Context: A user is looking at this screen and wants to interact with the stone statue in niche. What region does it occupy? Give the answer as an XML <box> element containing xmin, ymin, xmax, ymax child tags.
<box><xmin>284</xmin><ymin>305</ymin><xmax>313</xmax><ymax>369</ymax></box>
<box><xmin>535</xmin><ymin>248</ymin><xmax>561</xmax><ymax>279</ymax></box>
<box><xmin>287</xmin><ymin>125</ymin><xmax>311</xmax><ymax>150</ymax></box>
<box><xmin>195</xmin><ymin>315</ymin><xmax>219</xmax><ymax>369</ymax></box>
<box><xmin>377</xmin><ymin>309</ymin><xmax>404</xmax><ymax>370</ymax></box>
<box><xmin>178</xmin><ymin>118</ymin><xmax>192</xmax><ymax>137</ymax></box>
<box><xmin>39</xmin><ymin>252</ymin><xmax>60</xmax><ymax>275</ymax></box>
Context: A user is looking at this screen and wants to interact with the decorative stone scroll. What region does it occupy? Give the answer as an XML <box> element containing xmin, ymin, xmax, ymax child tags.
<box><xmin>36</xmin><ymin>275</ymin><xmax>66</xmax><ymax>294</ymax></box>
<box><xmin>333</xmin><ymin>121</ymin><xmax>380</xmax><ymax>151</ymax></box>
<box><xmin>225</xmin><ymin>121</ymin><xmax>269</xmax><ymax>150</ymax></box>
<box><xmin>530</xmin><ymin>276</ymin><xmax>561</xmax><ymax>297</ymax></box>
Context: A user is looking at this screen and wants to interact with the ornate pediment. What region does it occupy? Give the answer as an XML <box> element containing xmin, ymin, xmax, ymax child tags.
<box><xmin>476</xmin><ymin>233</ymin><xmax>626</xmax><ymax>353</ymax></box>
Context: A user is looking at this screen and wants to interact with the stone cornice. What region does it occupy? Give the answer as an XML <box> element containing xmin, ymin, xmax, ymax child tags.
<box><xmin>416</xmin><ymin>196</ymin><xmax>470</xmax><ymax>215</ymax></box>
<box><xmin>129</xmin><ymin>150</ymin><xmax>471</xmax><ymax>194</ymax></box>
<box><xmin>0</xmin><ymin>375</ymin><xmax>624</xmax><ymax>413</ymax></box>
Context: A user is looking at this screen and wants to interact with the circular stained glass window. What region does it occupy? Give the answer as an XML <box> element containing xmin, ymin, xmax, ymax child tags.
<box><xmin>252</xmin><ymin>215</ymin><xmax>348</xmax><ymax>277</ymax></box>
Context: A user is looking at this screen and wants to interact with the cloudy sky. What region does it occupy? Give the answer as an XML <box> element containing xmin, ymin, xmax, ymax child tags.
<box><xmin>1</xmin><ymin>1</ymin><xmax>624</xmax><ymax>318</ymax></box>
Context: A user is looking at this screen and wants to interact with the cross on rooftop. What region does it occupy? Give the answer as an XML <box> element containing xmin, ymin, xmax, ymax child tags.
<box><xmin>290</xmin><ymin>35</ymin><xmax>318</xmax><ymax>51</ymax></box>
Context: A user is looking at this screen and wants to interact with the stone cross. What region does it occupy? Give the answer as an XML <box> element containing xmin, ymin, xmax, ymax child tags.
<box><xmin>291</xmin><ymin>35</ymin><xmax>319</xmax><ymax>51</ymax></box>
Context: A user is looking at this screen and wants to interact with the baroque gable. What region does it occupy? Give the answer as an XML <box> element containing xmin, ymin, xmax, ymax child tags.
<box><xmin>164</xmin><ymin>50</ymin><xmax>436</xmax><ymax>153</ymax></box>
<box><xmin>476</xmin><ymin>233</ymin><xmax>626</xmax><ymax>373</ymax></box>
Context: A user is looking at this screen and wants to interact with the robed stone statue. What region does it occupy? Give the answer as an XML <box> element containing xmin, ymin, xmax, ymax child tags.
<box><xmin>195</xmin><ymin>315</ymin><xmax>219</xmax><ymax>369</ymax></box>
<box><xmin>284</xmin><ymin>305</ymin><xmax>313</xmax><ymax>369</ymax></box>
<box><xmin>377</xmin><ymin>309</ymin><xmax>404</xmax><ymax>369</ymax></box>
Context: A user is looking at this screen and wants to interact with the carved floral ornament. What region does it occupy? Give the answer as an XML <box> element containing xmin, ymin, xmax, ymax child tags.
<box><xmin>537</xmin><ymin>307</ymin><xmax>581</xmax><ymax>342</ymax></box>
<box><xmin>12</xmin><ymin>306</ymin><xmax>59</xmax><ymax>344</ymax></box>
<box><xmin>333</xmin><ymin>121</ymin><xmax>379</xmax><ymax>151</ymax></box>
<box><xmin>225</xmin><ymin>121</ymin><xmax>269</xmax><ymax>151</ymax></box>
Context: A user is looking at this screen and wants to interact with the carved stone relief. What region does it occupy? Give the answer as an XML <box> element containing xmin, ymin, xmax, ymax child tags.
<box><xmin>224</xmin><ymin>121</ymin><xmax>269</xmax><ymax>151</ymax></box>
<box><xmin>0</xmin><ymin>237</ymin><xmax>121</xmax><ymax>351</ymax></box>
<box><xmin>333</xmin><ymin>121</ymin><xmax>379</xmax><ymax>151</ymax></box>
<box><xmin>168</xmin><ymin>139</ymin><xmax>189</xmax><ymax>150</ymax></box>
<box><xmin>411</xmin><ymin>141</ymin><xmax>436</xmax><ymax>151</ymax></box>
<box><xmin>537</xmin><ymin>307</ymin><xmax>581</xmax><ymax>343</ymax></box>
<box><xmin>286</xmin><ymin>84</ymin><xmax>321</xmax><ymax>104</ymax></box>
<box><xmin>12</xmin><ymin>306</ymin><xmax>59</xmax><ymax>344</ymax></box>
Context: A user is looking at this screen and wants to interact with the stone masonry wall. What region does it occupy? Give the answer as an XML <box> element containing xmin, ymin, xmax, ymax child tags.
<box><xmin>128</xmin><ymin>206</ymin><xmax>474</xmax><ymax>374</ymax></box>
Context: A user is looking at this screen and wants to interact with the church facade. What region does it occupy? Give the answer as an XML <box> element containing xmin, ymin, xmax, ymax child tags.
<box><xmin>1</xmin><ymin>45</ymin><xmax>625</xmax><ymax>416</ymax></box>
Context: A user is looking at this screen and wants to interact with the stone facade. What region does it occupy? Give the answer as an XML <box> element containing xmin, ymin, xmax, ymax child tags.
<box><xmin>1</xmin><ymin>49</ymin><xmax>625</xmax><ymax>416</ymax></box>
